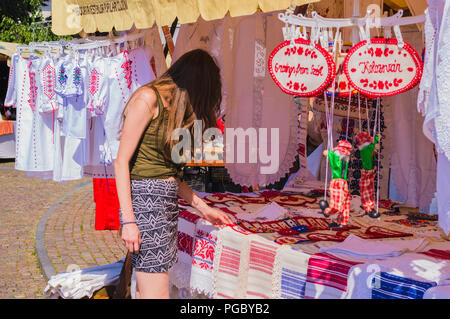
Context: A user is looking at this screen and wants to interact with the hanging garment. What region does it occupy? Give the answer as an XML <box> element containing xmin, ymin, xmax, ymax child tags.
<box><xmin>86</xmin><ymin>54</ymin><xmax>109</xmax><ymax>117</ymax></box>
<box><xmin>6</xmin><ymin>55</ymin><xmax>55</xmax><ymax>172</ymax></box>
<box><xmin>385</xmin><ymin>25</ymin><xmax>437</xmax><ymax>211</ymax></box>
<box><xmin>434</xmin><ymin>1</ymin><xmax>450</xmax><ymax>161</ymax></box>
<box><xmin>223</xmin><ymin>13</ymin><xmax>299</xmax><ymax>187</ymax></box>
<box><xmin>420</xmin><ymin>0</ymin><xmax>446</xmax><ymax>145</ymax></box>
<box><xmin>61</xmin><ymin>52</ymin><xmax>88</xmax><ymax>139</ymax></box>
<box><xmin>83</xmin><ymin>115</ymin><xmax>115</xmax><ymax>179</ymax></box>
<box><xmin>103</xmin><ymin>50</ymin><xmax>133</xmax><ymax>160</ymax></box>
<box><xmin>129</xmin><ymin>47</ymin><xmax>155</xmax><ymax>91</ymax></box>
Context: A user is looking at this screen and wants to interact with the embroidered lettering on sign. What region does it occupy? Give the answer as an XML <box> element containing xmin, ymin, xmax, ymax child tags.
<box><xmin>344</xmin><ymin>38</ymin><xmax>423</xmax><ymax>98</ymax></box>
<box><xmin>77</xmin><ymin>0</ymin><xmax>128</xmax><ymax>16</ymax></box>
<box><xmin>268</xmin><ymin>38</ymin><xmax>335</xmax><ymax>97</ymax></box>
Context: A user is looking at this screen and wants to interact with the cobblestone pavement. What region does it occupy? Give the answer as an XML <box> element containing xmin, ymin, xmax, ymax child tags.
<box><xmin>0</xmin><ymin>160</ymin><xmax>125</xmax><ymax>299</ymax></box>
<box><xmin>45</xmin><ymin>184</ymin><xmax>126</xmax><ymax>275</ymax></box>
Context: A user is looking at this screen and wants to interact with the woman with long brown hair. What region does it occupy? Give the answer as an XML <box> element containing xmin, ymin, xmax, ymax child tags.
<box><xmin>114</xmin><ymin>49</ymin><xmax>233</xmax><ymax>299</ymax></box>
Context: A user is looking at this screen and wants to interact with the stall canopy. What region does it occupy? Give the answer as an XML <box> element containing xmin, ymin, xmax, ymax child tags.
<box><xmin>51</xmin><ymin>0</ymin><xmax>319</xmax><ymax>35</ymax></box>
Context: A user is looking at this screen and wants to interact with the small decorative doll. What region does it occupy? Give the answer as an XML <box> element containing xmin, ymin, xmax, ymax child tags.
<box><xmin>355</xmin><ymin>132</ymin><xmax>380</xmax><ymax>218</ymax></box>
<box><xmin>319</xmin><ymin>140</ymin><xmax>353</xmax><ymax>228</ymax></box>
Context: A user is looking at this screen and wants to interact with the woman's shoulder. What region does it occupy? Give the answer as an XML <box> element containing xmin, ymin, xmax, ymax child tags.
<box><xmin>133</xmin><ymin>85</ymin><xmax>157</xmax><ymax>103</ymax></box>
<box><xmin>125</xmin><ymin>85</ymin><xmax>158</xmax><ymax>117</ymax></box>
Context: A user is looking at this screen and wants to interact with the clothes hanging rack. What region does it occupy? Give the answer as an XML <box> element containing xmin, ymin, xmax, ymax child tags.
<box><xmin>15</xmin><ymin>30</ymin><xmax>149</xmax><ymax>55</ymax></box>
<box><xmin>279</xmin><ymin>9</ymin><xmax>425</xmax><ymax>29</ymax></box>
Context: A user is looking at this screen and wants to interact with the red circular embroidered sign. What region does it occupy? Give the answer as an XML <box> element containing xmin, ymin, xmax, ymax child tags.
<box><xmin>343</xmin><ymin>38</ymin><xmax>423</xmax><ymax>98</ymax></box>
<box><xmin>268</xmin><ymin>38</ymin><xmax>336</xmax><ymax>97</ymax></box>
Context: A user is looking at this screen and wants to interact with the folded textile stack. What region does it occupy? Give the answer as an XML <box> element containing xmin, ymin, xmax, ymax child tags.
<box><xmin>320</xmin><ymin>235</ymin><xmax>428</xmax><ymax>259</ymax></box>
<box><xmin>44</xmin><ymin>259</ymin><xmax>124</xmax><ymax>299</ymax></box>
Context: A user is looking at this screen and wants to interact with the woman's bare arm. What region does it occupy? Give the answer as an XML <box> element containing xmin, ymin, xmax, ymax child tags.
<box><xmin>177</xmin><ymin>179</ymin><xmax>234</xmax><ymax>227</ymax></box>
<box><xmin>114</xmin><ymin>87</ymin><xmax>157</xmax><ymax>253</ymax></box>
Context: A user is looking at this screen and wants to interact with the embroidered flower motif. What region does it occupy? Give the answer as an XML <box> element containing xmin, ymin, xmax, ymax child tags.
<box><xmin>89</xmin><ymin>68</ymin><xmax>100</xmax><ymax>96</ymax></box>
<box><xmin>43</xmin><ymin>64</ymin><xmax>56</xmax><ymax>99</ymax></box>
<box><xmin>58</xmin><ymin>65</ymin><xmax>67</xmax><ymax>86</ymax></box>
<box><xmin>375</xmin><ymin>47</ymin><xmax>383</xmax><ymax>57</ymax></box>
<box><xmin>73</xmin><ymin>67</ymin><xmax>81</xmax><ymax>87</ymax></box>
<box><xmin>121</xmin><ymin>58</ymin><xmax>132</xmax><ymax>89</ymax></box>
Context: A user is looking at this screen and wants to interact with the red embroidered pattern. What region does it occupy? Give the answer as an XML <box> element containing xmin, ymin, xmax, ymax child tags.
<box><xmin>28</xmin><ymin>63</ymin><xmax>38</xmax><ymax>111</ymax></box>
<box><xmin>42</xmin><ymin>63</ymin><xmax>56</xmax><ymax>99</ymax></box>
<box><xmin>121</xmin><ymin>53</ymin><xmax>132</xmax><ymax>90</ymax></box>
<box><xmin>178</xmin><ymin>231</ymin><xmax>194</xmax><ymax>256</ymax></box>
<box><xmin>89</xmin><ymin>68</ymin><xmax>100</xmax><ymax>97</ymax></box>
<box><xmin>192</xmin><ymin>230</ymin><xmax>216</xmax><ymax>270</ymax></box>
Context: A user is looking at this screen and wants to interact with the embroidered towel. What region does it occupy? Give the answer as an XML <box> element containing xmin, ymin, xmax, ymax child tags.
<box><xmin>304</xmin><ymin>252</ymin><xmax>364</xmax><ymax>299</ymax></box>
<box><xmin>272</xmin><ymin>245</ymin><xmax>313</xmax><ymax>299</ymax></box>
<box><xmin>372</xmin><ymin>272</ymin><xmax>437</xmax><ymax>299</ymax></box>
<box><xmin>213</xmin><ymin>226</ymin><xmax>252</xmax><ymax>299</ymax></box>
<box><xmin>245</xmin><ymin>237</ymin><xmax>280</xmax><ymax>299</ymax></box>
<box><xmin>190</xmin><ymin>220</ymin><xmax>218</xmax><ymax>298</ymax></box>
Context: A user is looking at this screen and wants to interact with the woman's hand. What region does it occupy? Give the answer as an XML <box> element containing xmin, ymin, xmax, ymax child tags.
<box><xmin>201</xmin><ymin>206</ymin><xmax>234</xmax><ymax>228</ymax></box>
<box><xmin>121</xmin><ymin>223</ymin><xmax>141</xmax><ymax>254</ymax></box>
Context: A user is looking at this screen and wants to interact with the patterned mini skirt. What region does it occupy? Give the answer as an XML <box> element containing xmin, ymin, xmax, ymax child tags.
<box><xmin>121</xmin><ymin>178</ymin><xmax>179</xmax><ymax>273</ymax></box>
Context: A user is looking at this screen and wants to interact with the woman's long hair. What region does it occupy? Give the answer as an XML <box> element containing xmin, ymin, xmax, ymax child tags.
<box><xmin>121</xmin><ymin>49</ymin><xmax>222</xmax><ymax>161</ymax></box>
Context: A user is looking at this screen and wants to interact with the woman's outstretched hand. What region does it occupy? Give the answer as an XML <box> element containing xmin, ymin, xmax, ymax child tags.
<box><xmin>201</xmin><ymin>206</ymin><xmax>234</xmax><ymax>229</ymax></box>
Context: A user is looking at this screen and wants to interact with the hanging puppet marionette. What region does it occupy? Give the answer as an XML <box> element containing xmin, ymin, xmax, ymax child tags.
<box><xmin>355</xmin><ymin>131</ymin><xmax>381</xmax><ymax>218</ymax></box>
<box><xmin>319</xmin><ymin>140</ymin><xmax>353</xmax><ymax>228</ymax></box>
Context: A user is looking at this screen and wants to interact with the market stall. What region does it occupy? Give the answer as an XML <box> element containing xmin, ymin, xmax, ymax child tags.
<box><xmin>6</xmin><ymin>0</ymin><xmax>450</xmax><ymax>299</ymax></box>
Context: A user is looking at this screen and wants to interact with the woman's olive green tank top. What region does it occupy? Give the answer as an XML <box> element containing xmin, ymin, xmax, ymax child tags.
<box><xmin>129</xmin><ymin>86</ymin><xmax>183</xmax><ymax>180</ymax></box>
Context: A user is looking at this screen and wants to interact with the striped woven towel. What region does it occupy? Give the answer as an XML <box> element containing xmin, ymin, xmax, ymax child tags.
<box><xmin>420</xmin><ymin>249</ymin><xmax>450</xmax><ymax>260</ymax></box>
<box><xmin>245</xmin><ymin>236</ymin><xmax>280</xmax><ymax>299</ymax></box>
<box><xmin>213</xmin><ymin>226</ymin><xmax>252</xmax><ymax>299</ymax></box>
<box><xmin>372</xmin><ymin>272</ymin><xmax>437</xmax><ymax>299</ymax></box>
<box><xmin>304</xmin><ymin>252</ymin><xmax>364</xmax><ymax>299</ymax></box>
<box><xmin>272</xmin><ymin>245</ymin><xmax>314</xmax><ymax>299</ymax></box>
